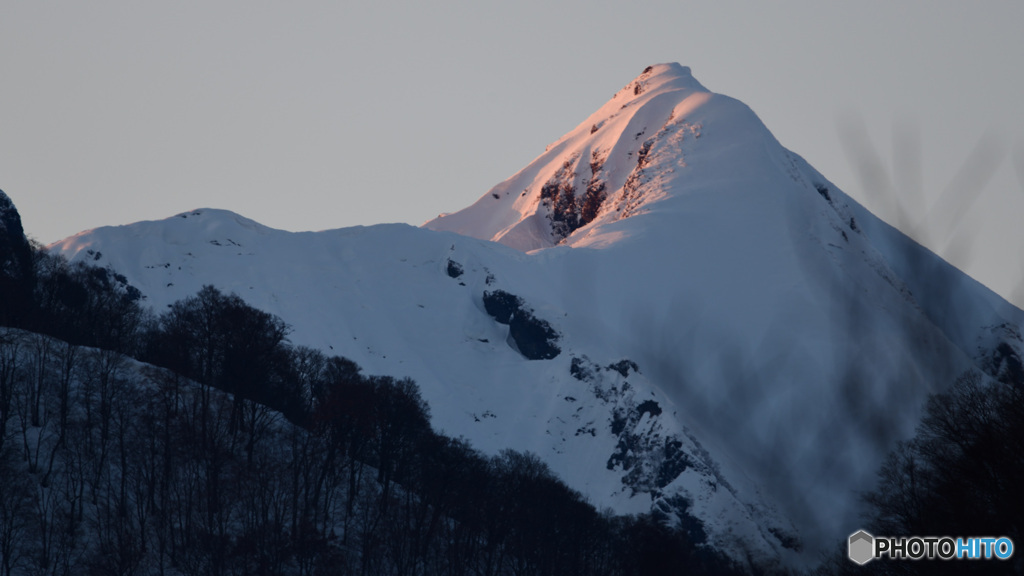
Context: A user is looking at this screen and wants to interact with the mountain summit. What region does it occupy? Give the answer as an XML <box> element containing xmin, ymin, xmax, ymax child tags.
<box><xmin>426</xmin><ymin>63</ymin><xmax>763</xmax><ymax>251</ymax></box>
<box><xmin>53</xmin><ymin>64</ymin><xmax>1024</xmax><ymax>568</ymax></box>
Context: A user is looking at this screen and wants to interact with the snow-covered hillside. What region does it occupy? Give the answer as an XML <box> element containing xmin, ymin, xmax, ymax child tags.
<box><xmin>52</xmin><ymin>64</ymin><xmax>1024</xmax><ymax>568</ymax></box>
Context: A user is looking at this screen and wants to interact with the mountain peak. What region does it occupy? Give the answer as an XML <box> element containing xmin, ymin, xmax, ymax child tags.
<box><xmin>614</xmin><ymin>63</ymin><xmax>701</xmax><ymax>100</ymax></box>
<box><xmin>424</xmin><ymin>62</ymin><xmax>752</xmax><ymax>251</ymax></box>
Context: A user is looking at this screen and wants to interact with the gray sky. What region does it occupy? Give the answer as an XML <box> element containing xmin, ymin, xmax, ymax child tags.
<box><xmin>2</xmin><ymin>1</ymin><xmax>1023</xmax><ymax>305</ymax></box>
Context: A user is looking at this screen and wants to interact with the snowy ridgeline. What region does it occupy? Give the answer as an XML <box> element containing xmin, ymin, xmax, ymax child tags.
<box><xmin>52</xmin><ymin>210</ymin><xmax>799</xmax><ymax>566</ymax></box>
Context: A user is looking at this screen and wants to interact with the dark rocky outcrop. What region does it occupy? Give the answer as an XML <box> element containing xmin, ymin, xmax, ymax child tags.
<box><xmin>0</xmin><ymin>190</ymin><xmax>35</xmax><ymax>324</ymax></box>
<box><xmin>482</xmin><ymin>289</ymin><xmax>561</xmax><ymax>360</ymax></box>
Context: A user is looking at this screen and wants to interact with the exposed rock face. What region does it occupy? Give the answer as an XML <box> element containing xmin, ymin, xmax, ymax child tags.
<box><xmin>0</xmin><ymin>190</ymin><xmax>35</xmax><ymax>324</ymax></box>
<box><xmin>483</xmin><ymin>289</ymin><xmax>561</xmax><ymax>360</ymax></box>
<box><xmin>0</xmin><ymin>190</ymin><xmax>32</xmax><ymax>282</ymax></box>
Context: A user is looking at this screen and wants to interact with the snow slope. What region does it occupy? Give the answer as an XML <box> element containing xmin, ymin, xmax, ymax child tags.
<box><xmin>53</xmin><ymin>64</ymin><xmax>1024</xmax><ymax>568</ymax></box>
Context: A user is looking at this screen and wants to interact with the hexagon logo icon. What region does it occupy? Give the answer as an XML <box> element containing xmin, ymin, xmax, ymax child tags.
<box><xmin>848</xmin><ymin>530</ymin><xmax>874</xmax><ymax>565</ymax></box>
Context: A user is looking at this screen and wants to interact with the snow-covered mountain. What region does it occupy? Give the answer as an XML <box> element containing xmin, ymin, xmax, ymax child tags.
<box><xmin>52</xmin><ymin>63</ymin><xmax>1024</xmax><ymax>568</ymax></box>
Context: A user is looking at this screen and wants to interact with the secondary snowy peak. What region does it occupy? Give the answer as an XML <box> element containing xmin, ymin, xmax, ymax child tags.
<box><xmin>56</xmin><ymin>208</ymin><xmax>275</xmax><ymax>251</ymax></box>
<box><xmin>425</xmin><ymin>63</ymin><xmax>768</xmax><ymax>251</ymax></box>
<box><xmin>50</xmin><ymin>209</ymin><xmax>291</xmax><ymax>308</ymax></box>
